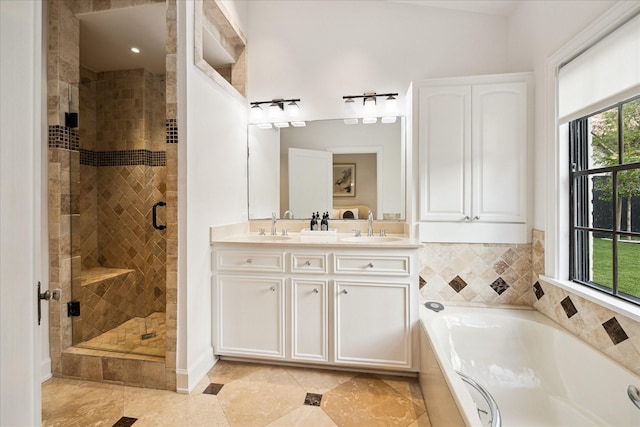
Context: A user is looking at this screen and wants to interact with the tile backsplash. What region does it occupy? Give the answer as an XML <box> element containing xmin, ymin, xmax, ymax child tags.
<box><xmin>418</xmin><ymin>242</ymin><xmax>535</xmax><ymax>306</ymax></box>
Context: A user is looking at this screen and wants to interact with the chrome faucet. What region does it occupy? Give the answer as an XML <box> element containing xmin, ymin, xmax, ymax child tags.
<box><xmin>283</xmin><ymin>210</ymin><xmax>294</xmax><ymax>219</ymax></box>
<box><xmin>271</xmin><ymin>211</ymin><xmax>277</xmax><ymax>236</ymax></box>
<box><xmin>367</xmin><ymin>210</ymin><xmax>374</xmax><ymax>237</ymax></box>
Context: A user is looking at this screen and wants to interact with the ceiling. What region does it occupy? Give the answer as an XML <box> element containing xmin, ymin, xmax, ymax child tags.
<box><xmin>77</xmin><ymin>1</ymin><xmax>521</xmax><ymax>75</ymax></box>
<box><xmin>77</xmin><ymin>3</ymin><xmax>166</xmax><ymax>74</ymax></box>
<box><xmin>390</xmin><ymin>0</ymin><xmax>522</xmax><ymax>16</ymax></box>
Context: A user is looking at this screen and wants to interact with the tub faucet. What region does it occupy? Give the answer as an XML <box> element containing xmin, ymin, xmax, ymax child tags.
<box><xmin>271</xmin><ymin>212</ymin><xmax>277</xmax><ymax>236</ymax></box>
<box><xmin>367</xmin><ymin>210</ymin><xmax>374</xmax><ymax>237</ymax></box>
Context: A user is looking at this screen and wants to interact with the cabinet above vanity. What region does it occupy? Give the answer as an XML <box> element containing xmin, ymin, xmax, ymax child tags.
<box><xmin>210</xmin><ymin>222</ymin><xmax>421</xmax><ymax>372</ymax></box>
<box><xmin>414</xmin><ymin>72</ymin><xmax>533</xmax><ymax>244</ymax></box>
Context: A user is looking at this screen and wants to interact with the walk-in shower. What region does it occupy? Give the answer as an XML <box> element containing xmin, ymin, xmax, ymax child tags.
<box><xmin>69</xmin><ymin>67</ymin><xmax>167</xmax><ymax>358</ymax></box>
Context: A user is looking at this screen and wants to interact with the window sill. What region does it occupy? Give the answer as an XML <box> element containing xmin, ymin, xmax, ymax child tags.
<box><xmin>540</xmin><ymin>275</ymin><xmax>640</xmax><ymax>322</ymax></box>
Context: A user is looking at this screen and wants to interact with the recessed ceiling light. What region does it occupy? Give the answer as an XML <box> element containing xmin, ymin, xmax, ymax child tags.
<box><xmin>130</xmin><ymin>47</ymin><xmax>140</xmax><ymax>54</ymax></box>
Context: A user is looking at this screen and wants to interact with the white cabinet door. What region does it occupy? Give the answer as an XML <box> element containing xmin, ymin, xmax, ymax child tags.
<box><xmin>419</xmin><ymin>85</ymin><xmax>472</xmax><ymax>221</ymax></box>
<box><xmin>216</xmin><ymin>276</ymin><xmax>285</xmax><ymax>359</ymax></box>
<box><xmin>334</xmin><ymin>281</ymin><xmax>411</xmax><ymax>369</ymax></box>
<box><xmin>291</xmin><ymin>279</ymin><xmax>328</xmax><ymax>362</ymax></box>
<box><xmin>472</xmin><ymin>82</ymin><xmax>528</xmax><ymax>223</ymax></box>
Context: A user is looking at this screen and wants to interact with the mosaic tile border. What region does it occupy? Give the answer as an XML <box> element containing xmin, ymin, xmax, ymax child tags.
<box><xmin>48</xmin><ymin>125</ymin><xmax>79</xmax><ymax>151</ymax></box>
<box><xmin>80</xmin><ymin>149</ymin><xmax>166</xmax><ymax>167</ymax></box>
<box><xmin>166</xmin><ymin>119</ymin><xmax>178</xmax><ymax>144</ymax></box>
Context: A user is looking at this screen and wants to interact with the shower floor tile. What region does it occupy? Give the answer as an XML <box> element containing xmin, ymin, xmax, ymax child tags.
<box><xmin>76</xmin><ymin>312</ymin><xmax>165</xmax><ymax>357</ymax></box>
<box><xmin>42</xmin><ymin>360</ymin><xmax>431</xmax><ymax>427</ymax></box>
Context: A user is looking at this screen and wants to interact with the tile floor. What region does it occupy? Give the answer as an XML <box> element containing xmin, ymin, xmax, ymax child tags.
<box><xmin>43</xmin><ymin>360</ymin><xmax>431</xmax><ymax>426</ymax></box>
<box><xmin>76</xmin><ymin>312</ymin><xmax>166</xmax><ymax>357</ymax></box>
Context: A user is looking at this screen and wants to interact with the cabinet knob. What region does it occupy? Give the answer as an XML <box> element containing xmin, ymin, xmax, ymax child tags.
<box><xmin>313</xmin><ymin>288</ymin><xmax>319</xmax><ymax>294</ymax></box>
<box><xmin>342</xmin><ymin>289</ymin><xmax>348</xmax><ymax>294</ymax></box>
<box><xmin>270</xmin><ymin>286</ymin><xmax>276</xmax><ymax>292</ymax></box>
<box><xmin>473</xmin><ymin>216</ymin><xmax>480</xmax><ymax>221</ymax></box>
<box><xmin>367</xmin><ymin>263</ymin><xmax>374</xmax><ymax>268</ymax></box>
<box><xmin>304</xmin><ymin>260</ymin><xmax>311</xmax><ymax>266</ymax></box>
<box><xmin>463</xmin><ymin>216</ymin><xmax>470</xmax><ymax>221</ymax></box>
<box><xmin>246</xmin><ymin>258</ymin><xmax>253</xmax><ymax>264</ymax></box>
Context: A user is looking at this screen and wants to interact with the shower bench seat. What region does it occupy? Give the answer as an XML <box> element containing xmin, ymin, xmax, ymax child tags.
<box><xmin>79</xmin><ymin>266</ymin><xmax>135</xmax><ymax>287</ymax></box>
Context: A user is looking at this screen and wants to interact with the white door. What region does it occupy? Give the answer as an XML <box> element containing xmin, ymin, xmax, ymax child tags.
<box><xmin>419</xmin><ymin>85</ymin><xmax>472</xmax><ymax>221</ymax></box>
<box><xmin>471</xmin><ymin>82</ymin><xmax>528</xmax><ymax>223</ymax></box>
<box><xmin>288</xmin><ymin>148</ymin><xmax>333</xmax><ymax>219</ymax></box>
<box><xmin>1</xmin><ymin>0</ymin><xmax>44</xmax><ymax>425</ymax></box>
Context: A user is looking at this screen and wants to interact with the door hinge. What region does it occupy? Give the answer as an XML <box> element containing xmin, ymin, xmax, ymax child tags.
<box><xmin>67</xmin><ymin>301</ymin><xmax>80</xmax><ymax>317</ymax></box>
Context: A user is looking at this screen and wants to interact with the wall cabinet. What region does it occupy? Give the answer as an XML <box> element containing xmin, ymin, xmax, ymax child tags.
<box><xmin>416</xmin><ymin>73</ymin><xmax>532</xmax><ymax>243</ymax></box>
<box><xmin>212</xmin><ymin>244</ymin><xmax>418</xmax><ymax>371</ymax></box>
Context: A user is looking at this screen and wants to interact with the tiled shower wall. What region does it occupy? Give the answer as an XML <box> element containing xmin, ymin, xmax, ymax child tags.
<box><xmin>75</xmin><ymin>68</ymin><xmax>166</xmax><ymax>343</ymax></box>
<box><xmin>418</xmin><ymin>230</ymin><xmax>640</xmax><ymax>375</ymax></box>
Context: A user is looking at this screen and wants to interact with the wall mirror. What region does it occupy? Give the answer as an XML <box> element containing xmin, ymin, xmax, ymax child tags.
<box><xmin>248</xmin><ymin>118</ymin><xmax>406</xmax><ymax>220</ymax></box>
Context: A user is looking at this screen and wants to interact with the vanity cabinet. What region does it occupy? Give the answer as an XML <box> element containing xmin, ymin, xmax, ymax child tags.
<box><xmin>416</xmin><ymin>73</ymin><xmax>533</xmax><ymax>244</ymax></box>
<box><xmin>212</xmin><ymin>243</ymin><xmax>418</xmax><ymax>372</ymax></box>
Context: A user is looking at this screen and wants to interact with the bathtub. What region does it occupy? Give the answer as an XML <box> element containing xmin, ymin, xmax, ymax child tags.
<box><xmin>418</xmin><ymin>303</ymin><xmax>640</xmax><ymax>427</ymax></box>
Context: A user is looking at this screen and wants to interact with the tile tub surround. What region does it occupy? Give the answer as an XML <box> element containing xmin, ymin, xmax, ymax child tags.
<box><xmin>417</xmin><ymin>229</ymin><xmax>639</xmax><ymax>376</ymax></box>
<box><xmin>43</xmin><ymin>360</ymin><xmax>430</xmax><ymax>427</ymax></box>
<box><xmin>534</xmin><ymin>278</ymin><xmax>640</xmax><ymax>376</ymax></box>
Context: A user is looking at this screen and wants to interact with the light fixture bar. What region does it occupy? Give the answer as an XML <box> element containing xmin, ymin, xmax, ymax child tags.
<box><xmin>342</xmin><ymin>92</ymin><xmax>398</xmax><ymax>101</ymax></box>
<box><xmin>250</xmin><ymin>98</ymin><xmax>301</xmax><ymax>108</ymax></box>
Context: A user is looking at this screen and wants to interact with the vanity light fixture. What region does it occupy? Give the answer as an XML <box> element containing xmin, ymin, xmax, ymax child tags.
<box><xmin>385</xmin><ymin>94</ymin><xmax>398</xmax><ymax>113</ymax></box>
<box><xmin>250</xmin><ymin>98</ymin><xmax>304</xmax><ymax>129</ymax></box>
<box><xmin>363</xmin><ymin>96</ymin><xmax>376</xmax><ymax>113</ymax></box>
<box><xmin>344</xmin><ymin>98</ymin><xmax>356</xmax><ymax>114</ymax></box>
<box><xmin>342</xmin><ymin>92</ymin><xmax>399</xmax><ymax>122</ymax></box>
<box><xmin>344</xmin><ymin>118</ymin><xmax>359</xmax><ymax>125</ymax></box>
<box><xmin>291</xmin><ymin>121</ymin><xmax>306</xmax><ymax>127</ymax></box>
<box><xmin>250</xmin><ymin>104</ymin><xmax>263</xmax><ymax>121</ymax></box>
<box><xmin>287</xmin><ymin>101</ymin><xmax>300</xmax><ymax>117</ymax></box>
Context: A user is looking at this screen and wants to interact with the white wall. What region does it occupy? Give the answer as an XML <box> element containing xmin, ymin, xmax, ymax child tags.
<box><xmin>177</xmin><ymin>0</ymin><xmax>249</xmax><ymax>392</ymax></box>
<box><xmin>506</xmin><ymin>0</ymin><xmax>617</xmax><ymax>230</ymax></box>
<box><xmin>247</xmin><ymin>0</ymin><xmax>510</xmax><ymax>120</ymax></box>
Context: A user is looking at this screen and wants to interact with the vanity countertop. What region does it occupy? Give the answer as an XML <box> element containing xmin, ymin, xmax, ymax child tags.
<box><xmin>211</xmin><ymin>231</ymin><xmax>422</xmax><ymax>249</ymax></box>
<box><xmin>210</xmin><ymin>221</ymin><xmax>422</xmax><ymax>248</ymax></box>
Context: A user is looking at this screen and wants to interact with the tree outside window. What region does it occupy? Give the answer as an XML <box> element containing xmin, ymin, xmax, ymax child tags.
<box><xmin>571</xmin><ymin>96</ymin><xmax>640</xmax><ymax>303</ymax></box>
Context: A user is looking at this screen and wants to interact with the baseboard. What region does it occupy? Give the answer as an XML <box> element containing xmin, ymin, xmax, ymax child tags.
<box><xmin>41</xmin><ymin>357</ymin><xmax>52</xmax><ymax>383</ymax></box>
<box><xmin>175</xmin><ymin>347</ymin><xmax>216</xmax><ymax>393</ymax></box>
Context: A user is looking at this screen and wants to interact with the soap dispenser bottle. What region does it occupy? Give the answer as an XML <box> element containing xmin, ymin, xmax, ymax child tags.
<box><xmin>310</xmin><ymin>212</ymin><xmax>317</xmax><ymax>231</ymax></box>
<box><xmin>321</xmin><ymin>212</ymin><xmax>328</xmax><ymax>231</ymax></box>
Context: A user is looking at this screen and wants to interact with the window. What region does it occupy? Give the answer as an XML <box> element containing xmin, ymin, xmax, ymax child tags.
<box><xmin>569</xmin><ymin>96</ymin><xmax>640</xmax><ymax>305</ymax></box>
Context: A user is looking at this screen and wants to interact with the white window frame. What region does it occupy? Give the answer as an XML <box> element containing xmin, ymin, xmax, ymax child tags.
<box><xmin>543</xmin><ymin>2</ymin><xmax>640</xmax><ymax>322</ymax></box>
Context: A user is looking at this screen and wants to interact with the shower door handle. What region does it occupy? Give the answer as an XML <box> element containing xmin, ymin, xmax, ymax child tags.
<box><xmin>153</xmin><ymin>201</ymin><xmax>167</xmax><ymax>230</ymax></box>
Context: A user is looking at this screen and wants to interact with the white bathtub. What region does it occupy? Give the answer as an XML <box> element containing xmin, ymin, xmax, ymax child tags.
<box><xmin>419</xmin><ymin>303</ymin><xmax>640</xmax><ymax>427</ymax></box>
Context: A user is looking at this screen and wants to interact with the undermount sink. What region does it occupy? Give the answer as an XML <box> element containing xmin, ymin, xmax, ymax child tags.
<box><xmin>244</xmin><ymin>235</ymin><xmax>292</xmax><ymax>241</ymax></box>
<box><xmin>340</xmin><ymin>236</ymin><xmax>404</xmax><ymax>243</ymax></box>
